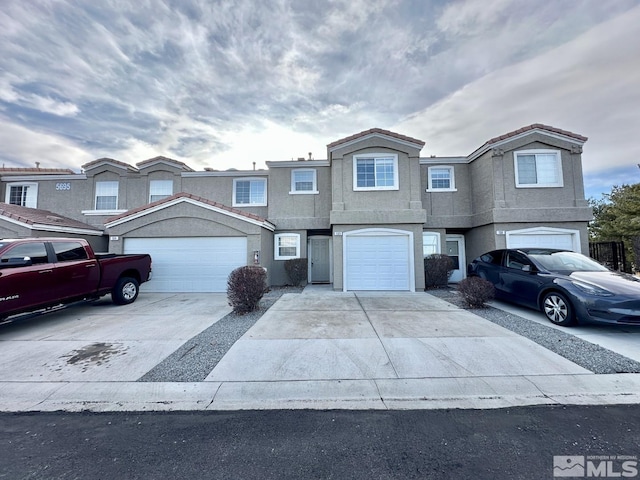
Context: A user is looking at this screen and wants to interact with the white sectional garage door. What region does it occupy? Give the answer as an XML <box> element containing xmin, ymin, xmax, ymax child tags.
<box><xmin>345</xmin><ymin>232</ymin><xmax>411</xmax><ymax>291</ymax></box>
<box><xmin>124</xmin><ymin>237</ymin><xmax>247</xmax><ymax>292</ymax></box>
<box><xmin>507</xmin><ymin>229</ymin><xmax>576</xmax><ymax>251</ymax></box>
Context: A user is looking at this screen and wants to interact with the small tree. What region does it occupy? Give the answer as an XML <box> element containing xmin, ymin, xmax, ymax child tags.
<box><xmin>227</xmin><ymin>266</ymin><xmax>267</xmax><ymax>314</ymax></box>
<box><xmin>284</xmin><ymin>258</ymin><xmax>307</xmax><ymax>286</ymax></box>
<box><xmin>457</xmin><ymin>276</ymin><xmax>495</xmax><ymax>308</ymax></box>
<box><xmin>424</xmin><ymin>254</ymin><xmax>454</xmax><ymax>289</ymax></box>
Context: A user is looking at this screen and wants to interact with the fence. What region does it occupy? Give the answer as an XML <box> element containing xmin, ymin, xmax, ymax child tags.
<box><xmin>589</xmin><ymin>241</ymin><xmax>630</xmax><ymax>272</ymax></box>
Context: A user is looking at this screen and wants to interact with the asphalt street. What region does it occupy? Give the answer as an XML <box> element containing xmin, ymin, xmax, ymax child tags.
<box><xmin>2</xmin><ymin>405</ymin><xmax>639</xmax><ymax>479</ymax></box>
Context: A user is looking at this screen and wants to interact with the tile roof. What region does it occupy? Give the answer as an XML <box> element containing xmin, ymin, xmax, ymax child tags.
<box><xmin>136</xmin><ymin>156</ymin><xmax>195</xmax><ymax>171</ymax></box>
<box><xmin>481</xmin><ymin>123</ymin><xmax>588</xmax><ymax>148</ymax></box>
<box><xmin>0</xmin><ymin>168</ymin><xmax>75</xmax><ymax>175</ymax></box>
<box><xmin>105</xmin><ymin>192</ymin><xmax>270</xmax><ymax>224</ymax></box>
<box><xmin>327</xmin><ymin>128</ymin><xmax>425</xmax><ymax>149</ymax></box>
<box><xmin>81</xmin><ymin>158</ymin><xmax>138</xmax><ymax>172</ymax></box>
<box><xmin>0</xmin><ymin>203</ymin><xmax>103</xmax><ymax>232</ymax></box>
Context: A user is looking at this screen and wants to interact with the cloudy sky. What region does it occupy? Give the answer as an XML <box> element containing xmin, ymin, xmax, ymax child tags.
<box><xmin>1</xmin><ymin>0</ymin><xmax>639</xmax><ymax>199</ymax></box>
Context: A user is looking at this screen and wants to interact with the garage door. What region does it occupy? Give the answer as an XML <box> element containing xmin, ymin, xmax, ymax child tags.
<box><xmin>507</xmin><ymin>231</ymin><xmax>575</xmax><ymax>251</ymax></box>
<box><xmin>345</xmin><ymin>232</ymin><xmax>411</xmax><ymax>291</ymax></box>
<box><xmin>124</xmin><ymin>237</ymin><xmax>247</xmax><ymax>292</ymax></box>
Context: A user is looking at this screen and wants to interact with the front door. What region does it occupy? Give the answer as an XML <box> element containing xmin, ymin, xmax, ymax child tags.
<box><xmin>309</xmin><ymin>237</ymin><xmax>330</xmax><ymax>283</ymax></box>
<box><xmin>446</xmin><ymin>235</ymin><xmax>466</xmax><ymax>283</ymax></box>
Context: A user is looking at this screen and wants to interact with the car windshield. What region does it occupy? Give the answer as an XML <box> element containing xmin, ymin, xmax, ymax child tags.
<box><xmin>527</xmin><ymin>251</ymin><xmax>609</xmax><ymax>273</ymax></box>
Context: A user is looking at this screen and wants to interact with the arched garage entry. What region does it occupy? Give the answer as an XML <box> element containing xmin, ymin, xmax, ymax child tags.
<box><xmin>506</xmin><ymin>227</ymin><xmax>580</xmax><ymax>252</ymax></box>
<box><xmin>343</xmin><ymin>228</ymin><xmax>415</xmax><ymax>292</ymax></box>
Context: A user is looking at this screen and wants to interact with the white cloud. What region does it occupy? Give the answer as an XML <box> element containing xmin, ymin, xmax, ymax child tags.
<box><xmin>396</xmin><ymin>5</ymin><xmax>640</xmax><ymax>175</ymax></box>
<box><xmin>0</xmin><ymin>118</ymin><xmax>92</xmax><ymax>170</ymax></box>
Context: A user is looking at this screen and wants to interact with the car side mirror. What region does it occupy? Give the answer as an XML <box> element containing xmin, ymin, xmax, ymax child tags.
<box><xmin>522</xmin><ymin>264</ymin><xmax>533</xmax><ymax>273</ymax></box>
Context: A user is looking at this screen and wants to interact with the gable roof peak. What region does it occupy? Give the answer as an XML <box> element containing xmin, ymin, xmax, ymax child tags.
<box><xmin>327</xmin><ymin>128</ymin><xmax>425</xmax><ymax>149</ymax></box>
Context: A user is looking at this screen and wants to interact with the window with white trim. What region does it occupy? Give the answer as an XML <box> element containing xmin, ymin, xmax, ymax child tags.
<box><xmin>353</xmin><ymin>154</ymin><xmax>398</xmax><ymax>190</ymax></box>
<box><xmin>422</xmin><ymin>232</ymin><xmax>441</xmax><ymax>257</ymax></box>
<box><xmin>5</xmin><ymin>182</ymin><xmax>38</xmax><ymax>208</ymax></box>
<box><xmin>233</xmin><ymin>178</ymin><xmax>267</xmax><ymax>206</ymax></box>
<box><xmin>291</xmin><ymin>169</ymin><xmax>317</xmax><ymax>194</ymax></box>
<box><xmin>427</xmin><ymin>166</ymin><xmax>456</xmax><ymax>191</ymax></box>
<box><xmin>514</xmin><ymin>150</ymin><xmax>563</xmax><ymax>188</ymax></box>
<box><xmin>274</xmin><ymin>233</ymin><xmax>300</xmax><ymax>260</ymax></box>
<box><xmin>95</xmin><ymin>181</ymin><xmax>119</xmax><ymax>210</ymax></box>
<box><xmin>149</xmin><ymin>180</ymin><xmax>173</xmax><ymax>202</ymax></box>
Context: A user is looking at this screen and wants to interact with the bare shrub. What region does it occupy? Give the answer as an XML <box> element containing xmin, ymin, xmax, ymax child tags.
<box><xmin>424</xmin><ymin>254</ymin><xmax>454</xmax><ymax>289</ymax></box>
<box><xmin>227</xmin><ymin>266</ymin><xmax>267</xmax><ymax>314</ymax></box>
<box><xmin>457</xmin><ymin>276</ymin><xmax>495</xmax><ymax>308</ymax></box>
<box><xmin>284</xmin><ymin>258</ymin><xmax>308</xmax><ymax>286</ymax></box>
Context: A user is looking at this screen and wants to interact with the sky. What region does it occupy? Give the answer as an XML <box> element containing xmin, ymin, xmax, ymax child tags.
<box><xmin>1</xmin><ymin>0</ymin><xmax>639</xmax><ymax>200</ymax></box>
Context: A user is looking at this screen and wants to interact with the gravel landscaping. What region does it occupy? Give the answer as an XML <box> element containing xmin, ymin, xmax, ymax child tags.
<box><xmin>140</xmin><ymin>286</ymin><xmax>640</xmax><ymax>382</ymax></box>
<box><xmin>427</xmin><ymin>287</ymin><xmax>640</xmax><ymax>374</ymax></box>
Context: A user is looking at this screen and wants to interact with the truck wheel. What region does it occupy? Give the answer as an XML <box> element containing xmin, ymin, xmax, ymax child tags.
<box><xmin>112</xmin><ymin>277</ymin><xmax>139</xmax><ymax>305</ymax></box>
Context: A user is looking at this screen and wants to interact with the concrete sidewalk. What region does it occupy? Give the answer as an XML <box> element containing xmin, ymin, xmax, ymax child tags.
<box><xmin>2</xmin><ymin>289</ymin><xmax>640</xmax><ymax>411</ymax></box>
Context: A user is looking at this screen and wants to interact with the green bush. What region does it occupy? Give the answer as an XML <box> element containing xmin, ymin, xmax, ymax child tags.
<box><xmin>457</xmin><ymin>276</ymin><xmax>495</xmax><ymax>308</ymax></box>
<box><xmin>227</xmin><ymin>266</ymin><xmax>267</xmax><ymax>314</ymax></box>
<box><xmin>424</xmin><ymin>254</ymin><xmax>454</xmax><ymax>289</ymax></box>
<box><xmin>284</xmin><ymin>258</ymin><xmax>308</xmax><ymax>286</ymax></box>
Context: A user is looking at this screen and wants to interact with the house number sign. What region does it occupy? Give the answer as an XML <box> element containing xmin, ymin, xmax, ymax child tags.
<box><xmin>55</xmin><ymin>182</ymin><xmax>71</xmax><ymax>191</ymax></box>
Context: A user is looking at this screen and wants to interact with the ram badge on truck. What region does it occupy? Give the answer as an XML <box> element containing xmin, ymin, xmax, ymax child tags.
<box><xmin>0</xmin><ymin>238</ymin><xmax>152</xmax><ymax>322</ymax></box>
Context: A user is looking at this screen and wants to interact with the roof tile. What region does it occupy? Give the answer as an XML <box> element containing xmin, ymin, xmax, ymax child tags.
<box><xmin>327</xmin><ymin>128</ymin><xmax>425</xmax><ymax>149</ymax></box>
<box><xmin>0</xmin><ymin>203</ymin><xmax>103</xmax><ymax>232</ymax></box>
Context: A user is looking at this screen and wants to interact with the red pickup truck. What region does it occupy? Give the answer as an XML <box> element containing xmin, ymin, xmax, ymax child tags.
<box><xmin>0</xmin><ymin>238</ymin><xmax>152</xmax><ymax>321</ymax></box>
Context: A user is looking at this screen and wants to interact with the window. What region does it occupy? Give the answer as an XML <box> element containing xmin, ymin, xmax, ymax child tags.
<box><xmin>514</xmin><ymin>150</ymin><xmax>563</xmax><ymax>188</ymax></box>
<box><xmin>353</xmin><ymin>154</ymin><xmax>398</xmax><ymax>190</ymax></box>
<box><xmin>1</xmin><ymin>242</ymin><xmax>49</xmax><ymax>265</ymax></box>
<box><xmin>505</xmin><ymin>251</ymin><xmax>531</xmax><ymax>270</ymax></box>
<box><xmin>427</xmin><ymin>166</ymin><xmax>456</xmax><ymax>191</ymax></box>
<box><xmin>291</xmin><ymin>169</ymin><xmax>317</xmax><ymax>194</ymax></box>
<box><xmin>274</xmin><ymin>233</ymin><xmax>300</xmax><ymax>260</ymax></box>
<box><xmin>95</xmin><ymin>181</ymin><xmax>119</xmax><ymax>210</ymax></box>
<box><xmin>233</xmin><ymin>178</ymin><xmax>267</xmax><ymax>206</ymax></box>
<box><xmin>149</xmin><ymin>180</ymin><xmax>173</xmax><ymax>202</ymax></box>
<box><xmin>5</xmin><ymin>183</ymin><xmax>38</xmax><ymax>208</ymax></box>
<box><xmin>422</xmin><ymin>232</ymin><xmax>441</xmax><ymax>257</ymax></box>
<box><xmin>52</xmin><ymin>242</ymin><xmax>88</xmax><ymax>262</ymax></box>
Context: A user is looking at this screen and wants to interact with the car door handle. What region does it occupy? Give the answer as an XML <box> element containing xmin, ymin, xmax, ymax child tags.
<box><xmin>86</xmin><ymin>264</ymin><xmax>96</xmax><ymax>268</ymax></box>
<box><xmin>39</xmin><ymin>269</ymin><xmax>53</xmax><ymax>274</ymax></box>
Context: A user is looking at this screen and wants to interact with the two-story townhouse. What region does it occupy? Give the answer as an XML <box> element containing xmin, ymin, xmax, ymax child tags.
<box><xmin>0</xmin><ymin>124</ymin><xmax>594</xmax><ymax>293</ymax></box>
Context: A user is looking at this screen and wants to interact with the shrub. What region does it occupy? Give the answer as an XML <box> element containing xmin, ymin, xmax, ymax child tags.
<box><xmin>284</xmin><ymin>258</ymin><xmax>308</xmax><ymax>286</ymax></box>
<box><xmin>227</xmin><ymin>266</ymin><xmax>267</xmax><ymax>314</ymax></box>
<box><xmin>457</xmin><ymin>276</ymin><xmax>495</xmax><ymax>308</ymax></box>
<box><xmin>424</xmin><ymin>254</ymin><xmax>454</xmax><ymax>289</ymax></box>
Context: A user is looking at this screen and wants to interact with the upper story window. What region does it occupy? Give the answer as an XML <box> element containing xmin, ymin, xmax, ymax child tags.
<box><xmin>290</xmin><ymin>169</ymin><xmax>318</xmax><ymax>194</ymax></box>
<box><xmin>353</xmin><ymin>154</ymin><xmax>398</xmax><ymax>191</ymax></box>
<box><xmin>149</xmin><ymin>180</ymin><xmax>173</xmax><ymax>202</ymax></box>
<box><xmin>233</xmin><ymin>178</ymin><xmax>267</xmax><ymax>206</ymax></box>
<box><xmin>514</xmin><ymin>150</ymin><xmax>563</xmax><ymax>188</ymax></box>
<box><xmin>5</xmin><ymin>182</ymin><xmax>38</xmax><ymax>208</ymax></box>
<box><xmin>274</xmin><ymin>233</ymin><xmax>300</xmax><ymax>260</ymax></box>
<box><xmin>95</xmin><ymin>181</ymin><xmax>119</xmax><ymax>210</ymax></box>
<box><xmin>427</xmin><ymin>166</ymin><xmax>456</xmax><ymax>191</ymax></box>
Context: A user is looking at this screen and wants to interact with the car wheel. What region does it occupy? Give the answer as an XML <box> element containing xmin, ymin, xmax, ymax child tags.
<box><xmin>542</xmin><ymin>291</ymin><xmax>574</xmax><ymax>326</ymax></box>
<box><xmin>112</xmin><ymin>277</ymin><xmax>139</xmax><ymax>305</ymax></box>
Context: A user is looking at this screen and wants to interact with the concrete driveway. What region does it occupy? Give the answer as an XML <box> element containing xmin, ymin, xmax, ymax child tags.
<box><xmin>2</xmin><ymin>289</ymin><xmax>640</xmax><ymax>411</ymax></box>
<box><xmin>491</xmin><ymin>299</ymin><xmax>640</xmax><ymax>362</ymax></box>
<box><xmin>0</xmin><ymin>294</ymin><xmax>230</xmax><ymax>382</ymax></box>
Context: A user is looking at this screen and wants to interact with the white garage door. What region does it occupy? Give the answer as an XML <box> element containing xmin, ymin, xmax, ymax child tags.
<box><xmin>124</xmin><ymin>237</ymin><xmax>247</xmax><ymax>292</ymax></box>
<box><xmin>345</xmin><ymin>233</ymin><xmax>411</xmax><ymax>291</ymax></box>
<box><xmin>507</xmin><ymin>232</ymin><xmax>575</xmax><ymax>251</ymax></box>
